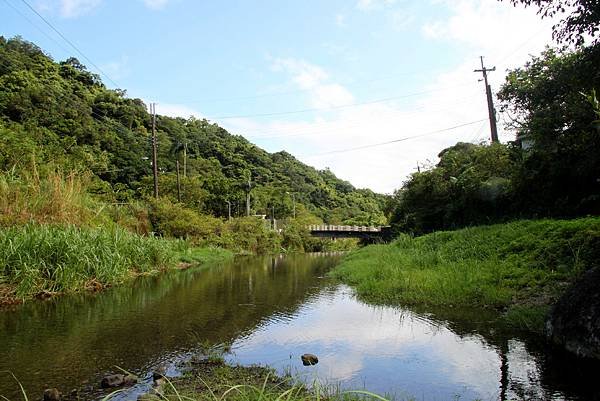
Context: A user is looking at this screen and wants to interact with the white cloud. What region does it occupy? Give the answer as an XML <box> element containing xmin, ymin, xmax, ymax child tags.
<box><xmin>99</xmin><ymin>55</ymin><xmax>130</xmax><ymax>80</ymax></box>
<box><xmin>153</xmin><ymin>102</ymin><xmax>204</xmax><ymax>119</ymax></box>
<box><xmin>390</xmin><ymin>10</ymin><xmax>415</xmax><ymax>31</ymax></box>
<box><xmin>36</xmin><ymin>0</ymin><xmax>102</xmax><ymax>18</ymax></box>
<box><xmin>356</xmin><ymin>0</ymin><xmax>397</xmax><ymax>11</ymax></box>
<box><xmin>142</xmin><ymin>0</ymin><xmax>169</xmax><ymax>10</ymax></box>
<box><xmin>219</xmin><ymin>1</ymin><xmax>557</xmax><ymax>194</ymax></box>
<box><xmin>335</xmin><ymin>13</ymin><xmax>346</xmax><ymax>27</ymax></box>
<box><xmin>271</xmin><ymin>58</ymin><xmax>354</xmax><ymax>108</ymax></box>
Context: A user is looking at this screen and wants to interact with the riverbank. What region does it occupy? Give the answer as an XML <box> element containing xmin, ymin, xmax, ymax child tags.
<box><xmin>0</xmin><ymin>223</ymin><xmax>233</xmax><ymax>306</ymax></box>
<box><xmin>142</xmin><ymin>359</ymin><xmax>311</xmax><ymax>401</ymax></box>
<box><xmin>331</xmin><ymin>217</ymin><xmax>600</xmax><ymax>333</ymax></box>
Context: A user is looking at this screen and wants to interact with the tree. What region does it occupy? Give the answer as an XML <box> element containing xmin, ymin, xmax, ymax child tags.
<box><xmin>389</xmin><ymin>143</ymin><xmax>516</xmax><ymax>234</ymax></box>
<box><xmin>498</xmin><ymin>46</ymin><xmax>600</xmax><ymax>216</ymax></box>
<box><xmin>500</xmin><ymin>0</ymin><xmax>600</xmax><ymax>46</ymax></box>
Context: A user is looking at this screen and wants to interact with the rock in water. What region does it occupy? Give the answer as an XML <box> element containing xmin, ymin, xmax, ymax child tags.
<box><xmin>546</xmin><ymin>267</ymin><xmax>600</xmax><ymax>360</ymax></box>
<box><xmin>101</xmin><ymin>374</ymin><xmax>125</xmax><ymax>388</ymax></box>
<box><xmin>301</xmin><ymin>353</ymin><xmax>319</xmax><ymax>366</ymax></box>
<box><xmin>152</xmin><ymin>364</ymin><xmax>167</xmax><ymax>381</ymax></box>
<box><xmin>101</xmin><ymin>373</ymin><xmax>138</xmax><ymax>388</ymax></box>
<box><xmin>43</xmin><ymin>388</ymin><xmax>61</xmax><ymax>401</ymax></box>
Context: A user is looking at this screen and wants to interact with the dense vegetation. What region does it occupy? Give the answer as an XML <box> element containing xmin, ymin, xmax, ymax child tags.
<box><xmin>332</xmin><ymin>217</ymin><xmax>600</xmax><ymax>332</ymax></box>
<box><xmin>0</xmin><ymin>35</ymin><xmax>387</xmax><ymax>228</ymax></box>
<box><xmin>387</xmin><ymin>44</ymin><xmax>600</xmax><ymax>234</ymax></box>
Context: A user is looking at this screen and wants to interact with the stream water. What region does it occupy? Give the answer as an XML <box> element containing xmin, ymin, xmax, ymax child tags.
<box><xmin>0</xmin><ymin>254</ymin><xmax>598</xmax><ymax>401</ymax></box>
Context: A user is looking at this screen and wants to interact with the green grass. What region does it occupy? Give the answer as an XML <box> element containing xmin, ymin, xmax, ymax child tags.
<box><xmin>0</xmin><ymin>224</ymin><xmax>231</xmax><ymax>302</ymax></box>
<box><xmin>178</xmin><ymin>247</ymin><xmax>234</xmax><ymax>266</ymax></box>
<box><xmin>331</xmin><ymin>217</ymin><xmax>600</xmax><ymax>332</ymax></box>
<box><xmin>122</xmin><ymin>360</ymin><xmax>395</xmax><ymax>401</ymax></box>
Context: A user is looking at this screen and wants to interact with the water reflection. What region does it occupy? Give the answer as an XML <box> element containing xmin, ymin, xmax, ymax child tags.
<box><xmin>0</xmin><ymin>254</ymin><xmax>598</xmax><ymax>401</ymax></box>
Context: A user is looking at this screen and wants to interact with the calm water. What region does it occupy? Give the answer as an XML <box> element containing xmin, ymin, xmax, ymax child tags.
<box><xmin>0</xmin><ymin>254</ymin><xmax>598</xmax><ymax>401</ymax></box>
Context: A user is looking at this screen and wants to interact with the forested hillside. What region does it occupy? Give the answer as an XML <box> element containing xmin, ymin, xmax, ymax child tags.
<box><xmin>0</xmin><ymin>36</ymin><xmax>387</xmax><ymax>226</ymax></box>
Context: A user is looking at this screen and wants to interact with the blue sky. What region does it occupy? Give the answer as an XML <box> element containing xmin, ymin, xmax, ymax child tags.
<box><xmin>1</xmin><ymin>0</ymin><xmax>556</xmax><ymax>193</ymax></box>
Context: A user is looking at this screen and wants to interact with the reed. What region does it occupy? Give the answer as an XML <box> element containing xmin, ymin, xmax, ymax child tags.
<box><xmin>0</xmin><ymin>224</ymin><xmax>180</xmax><ymax>299</ymax></box>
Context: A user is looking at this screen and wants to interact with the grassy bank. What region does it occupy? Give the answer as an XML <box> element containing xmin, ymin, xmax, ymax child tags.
<box><xmin>0</xmin><ymin>224</ymin><xmax>233</xmax><ymax>305</ymax></box>
<box><xmin>331</xmin><ymin>217</ymin><xmax>600</xmax><ymax>332</ymax></box>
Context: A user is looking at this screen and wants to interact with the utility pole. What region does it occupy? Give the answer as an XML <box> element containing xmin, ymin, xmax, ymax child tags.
<box><xmin>183</xmin><ymin>142</ymin><xmax>188</xmax><ymax>178</ymax></box>
<box><xmin>176</xmin><ymin>160</ymin><xmax>182</xmax><ymax>202</ymax></box>
<box><xmin>246</xmin><ymin>173</ymin><xmax>251</xmax><ymax>216</ymax></box>
<box><xmin>272</xmin><ymin>205</ymin><xmax>276</xmax><ymax>230</ymax></box>
<box><xmin>474</xmin><ymin>56</ymin><xmax>499</xmax><ymax>143</ymax></box>
<box><xmin>286</xmin><ymin>191</ymin><xmax>296</xmax><ymax>219</ymax></box>
<box><xmin>150</xmin><ymin>103</ymin><xmax>159</xmax><ymax>199</ymax></box>
<box><xmin>226</xmin><ymin>201</ymin><xmax>231</xmax><ymax>221</ymax></box>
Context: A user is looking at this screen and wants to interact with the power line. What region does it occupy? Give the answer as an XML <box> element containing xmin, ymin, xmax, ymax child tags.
<box><xmin>18</xmin><ymin>0</ymin><xmax>120</xmax><ymax>88</ymax></box>
<box><xmin>209</xmin><ymin>81</ymin><xmax>477</xmax><ymax>120</ymax></box>
<box><xmin>305</xmin><ymin>119</ymin><xmax>487</xmax><ymax>157</ymax></box>
<box><xmin>2</xmin><ymin>0</ymin><xmax>72</xmax><ymax>55</ymax></box>
<box><xmin>246</xmin><ymin>95</ymin><xmax>482</xmax><ymax>140</ymax></box>
<box><xmin>228</xmin><ymin>89</ymin><xmax>482</xmax><ymax>137</ymax></box>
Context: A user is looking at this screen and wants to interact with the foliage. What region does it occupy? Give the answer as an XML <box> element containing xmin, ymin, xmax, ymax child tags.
<box><xmin>0</xmin><ymin>36</ymin><xmax>387</xmax><ymax>226</ymax></box>
<box><xmin>221</xmin><ymin>217</ymin><xmax>281</xmax><ymax>254</ymax></box>
<box><xmin>149</xmin><ymin>198</ymin><xmax>224</xmax><ymax>242</ymax></box>
<box><xmin>332</xmin><ymin>217</ymin><xmax>600</xmax><ymax>332</ymax></box>
<box><xmin>388</xmin><ymin>142</ymin><xmax>517</xmax><ymax>234</ymax></box>
<box><xmin>500</xmin><ymin>0</ymin><xmax>600</xmax><ymax>46</ymax></box>
<box><xmin>498</xmin><ymin>45</ymin><xmax>600</xmax><ymax>217</ymax></box>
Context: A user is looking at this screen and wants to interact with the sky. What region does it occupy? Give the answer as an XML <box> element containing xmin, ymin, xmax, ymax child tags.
<box><xmin>0</xmin><ymin>0</ymin><xmax>558</xmax><ymax>193</ymax></box>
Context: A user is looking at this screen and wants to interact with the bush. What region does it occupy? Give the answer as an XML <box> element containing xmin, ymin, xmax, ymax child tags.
<box><xmin>149</xmin><ymin>198</ymin><xmax>223</xmax><ymax>242</ymax></box>
<box><xmin>222</xmin><ymin>217</ymin><xmax>281</xmax><ymax>254</ymax></box>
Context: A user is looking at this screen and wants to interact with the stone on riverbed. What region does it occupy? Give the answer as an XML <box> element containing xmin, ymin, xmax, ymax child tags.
<box><xmin>100</xmin><ymin>373</ymin><xmax>138</xmax><ymax>388</ymax></box>
<box><xmin>301</xmin><ymin>353</ymin><xmax>319</xmax><ymax>366</ymax></box>
<box><xmin>43</xmin><ymin>388</ymin><xmax>61</xmax><ymax>401</ymax></box>
<box><xmin>152</xmin><ymin>364</ymin><xmax>167</xmax><ymax>381</ymax></box>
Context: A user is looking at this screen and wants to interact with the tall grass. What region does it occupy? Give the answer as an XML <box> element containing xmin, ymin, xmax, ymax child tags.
<box><xmin>332</xmin><ymin>217</ymin><xmax>600</xmax><ymax>328</ymax></box>
<box><xmin>0</xmin><ymin>224</ymin><xmax>180</xmax><ymax>299</ymax></box>
<box><xmin>0</xmin><ymin>167</ymin><xmax>95</xmax><ymax>227</ymax></box>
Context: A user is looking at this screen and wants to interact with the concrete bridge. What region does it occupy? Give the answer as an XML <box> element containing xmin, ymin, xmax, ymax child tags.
<box><xmin>308</xmin><ymin>225</ymin><xmax>392</xmax><ymax>240</ymax></box>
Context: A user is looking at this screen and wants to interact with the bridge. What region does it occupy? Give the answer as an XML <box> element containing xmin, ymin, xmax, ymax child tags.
<box><xmin>308</xmin><ymin>225</ymin><xmax>392</xmax><ymax>241</ymax></box>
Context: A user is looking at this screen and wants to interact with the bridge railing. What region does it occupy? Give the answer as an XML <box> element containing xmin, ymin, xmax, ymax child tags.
<box><xmin>308</xmin><ymin>225</ymin><xmax>382</xmax><ymax>232</ymax></box>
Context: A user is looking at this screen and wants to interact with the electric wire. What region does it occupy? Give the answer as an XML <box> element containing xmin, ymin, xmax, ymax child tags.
<box><xmin>18</xmin><ymin>0</ymin><xmax>120</xmax><ymax>88</ymax></box>
<box><xmin>245</xmin><ymin>95</ymin><xmax>483</xmax><ymax>140</ymax></box>
<box><xmin>209</xmin><ymin>81</ymin><xmax>478</xmax><ymax>120</ymax></box>
<box><xmin>304</xmin><ymin>118</ymin><xmax>488</xmax><ymax>157</ymax></box>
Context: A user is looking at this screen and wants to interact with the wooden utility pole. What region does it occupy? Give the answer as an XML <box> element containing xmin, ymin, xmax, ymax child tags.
<box><xmin>226</xmin><ymin>200</ymin><xmax>231</xmax><ymax>221</ymax></box>
<box><xmin>183</xmin><ymin>142</ymin><xmax>188</xmax><ymax>178</ymax></box>
<box><xmin>474</xmin><ymin>56</ymin><xmax>499</xmax><ymax>143</ymax></box>
<box><xmin>150</xmin><ymin>103</ymin><xmax>159</xmax><ymax>199</ymax></box>
<box><xmin>176</xmin><ymin>159</ymin><xmax>182</xmax><ymax>202</ymax></box>
<box><xmin>246</xmin><ymin>173</ymin><xmax>251</xmax><ymax>216</ymax></box>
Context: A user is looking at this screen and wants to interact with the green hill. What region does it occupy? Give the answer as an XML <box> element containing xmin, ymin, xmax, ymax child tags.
<box><xmin>0</xmin><ymin>36</ymin><xmax>387</xmax><ymax>226</ymax></box>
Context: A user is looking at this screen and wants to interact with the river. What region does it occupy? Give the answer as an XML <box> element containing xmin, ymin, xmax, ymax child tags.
<box><xmin>0</xmin><ymin>254</ymin><xmax>598</xmax><ymax>400</ymax></box>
